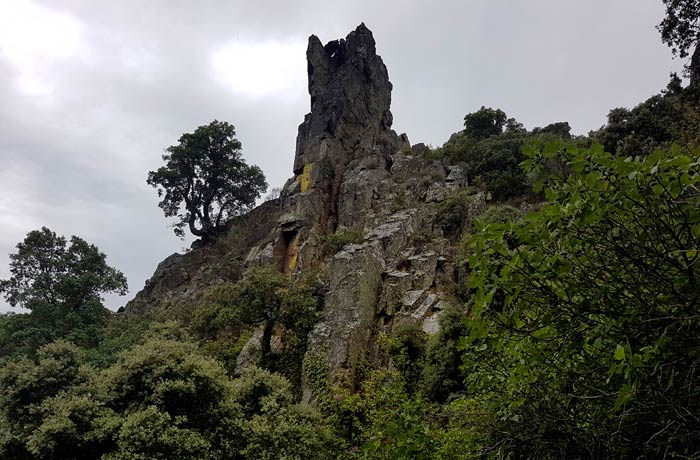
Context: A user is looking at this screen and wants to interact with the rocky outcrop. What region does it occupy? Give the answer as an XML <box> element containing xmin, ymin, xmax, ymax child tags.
<box><xmin>275</xmin><ymin>23</ymin><xmax>407</xmax><ymax>273</ymax></box>
<box><xmin>126</xmin><ymin>24</ymin><xmax>481</xmax><ymax>401</ymax></box>
<box><xmin>124</xmin><ymin>199</ymin><xmax>282</xmax><ymax>313</ymax></box>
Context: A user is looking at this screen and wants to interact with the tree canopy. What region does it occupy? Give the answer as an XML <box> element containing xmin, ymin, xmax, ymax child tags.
<box><xmin>147</xmin><ymin>120</ymin><xmax>268</xmax><ymax>240</ymax></box>
<box><xmin>658</xmin><ymin>0</ymin><xmax>700</xmax><ymax>81</ymax></box>
<box><xmin>658</xmin><ymin>0</ymin><xmax>700</xmax><ymax>58</ymax></box>
<box><xmin>461</xmin><ymin>142</ymin><xmax>700</xmax><ymax>457</ymax></box>
<box><xmin>431</xmin><ymin>108</ymin><xmax>577</xmax><ymax>200</ymax></box>
<box><xmin>462</xmin><ymin>106</ymin><xmax>508</xmax><ymax>140</ymax></box>
<box><xmin>0</xmin><ymin>227</ymin><xmax>127</xmax><ymax>310</ymax></box>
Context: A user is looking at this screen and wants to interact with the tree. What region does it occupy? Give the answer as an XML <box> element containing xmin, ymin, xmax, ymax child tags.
<box><xmin>463</xmin><ymin>106</ymin><xmax>507</xmax><ymax>140</ymax></box>
<box><xmin>4</xmin><ymin>326</ymin><xmax>337</xmax><ymax>460</ymax></box>
<box><xmin>0</xmin><ymin>227</ymin><xmax>127</xmax><ymax>310</ymax></box>
<box><xmin>462</xmin><ymin>142</ymin><xmax>700</xmax><ymax>457</ymax></box>
<box><xmin>0</xmin><ymin>341</ymin><xmax>92</xmax><ymax>459</ymax></box>
<box><xmin>210</xmin><ymin>267</ymin><xmax>321</xmax><ymax>371</ymax></box>
<box><xmin>147</xmin><ymin>120</ymin><xmax>268</xmax><ymax>240</ymax></box>
<box><xmin>590</xmin><ymin>79</ymin><xmax>700</xmax><ymax>156</ymax></box>
<box><xmin>658</xmin><ymin>0</ymin><xmax>700</xmax><ymax>82</ymax></box>
<box><xmin>531</xmin><ymin>121</ymin><xmax>572</xmax><ymax>138</ymax></box>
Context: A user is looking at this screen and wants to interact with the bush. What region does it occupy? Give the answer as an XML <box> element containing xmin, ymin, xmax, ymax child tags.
<box><xmin>381</xmin><ymin>323</ymin><xmax>428</xmax><ymax>392</ymax></box>
<box><xmin>321</xmin><ymin>228</ymin><xmax>364</xmax><ymax>256</ymax></box>
<box><xmin>436</xmin><ymin>188</ymin><xmax>484</xmax><ymax>238</ymax></box>
<box><xmin>461</xmin><ymin>142</ymin><xmax>700</xmax><ymax>457</ymax></box>
<box><xmin>590</xmin><ymin>81</ymin><xmax>700</xmax><ymax>156</ymax></box>
<box><xmin>197</xmin><ymin>268</ymin><xmax>323</xmax><ymax>383</ymax></box>
<box><xmin>421</xmin><ymin>305</ymin><xmax>469</xmax><ymax>403</ymax></box>
<box><xmin>476</xmin><ymin>204</ymin><xmax>522</xmax><ymax>226</ymax></box>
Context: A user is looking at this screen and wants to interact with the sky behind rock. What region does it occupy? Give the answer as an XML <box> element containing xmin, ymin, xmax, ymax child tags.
<box><xmin>0</xmin><ymin>0</ymin><xmax>685</xmax><ymax>311</ymax></box>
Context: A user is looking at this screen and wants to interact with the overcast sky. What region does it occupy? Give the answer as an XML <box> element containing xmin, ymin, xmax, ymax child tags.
<box><xmin>0</xmin><ymin>0</ymin><xmax>685</xmax><ymax>312</ymax></box>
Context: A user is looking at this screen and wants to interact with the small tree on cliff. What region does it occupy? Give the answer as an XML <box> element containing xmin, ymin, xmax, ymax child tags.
<box><xmin>147</xmin><ymin>120</ymin><xmax>267</xmax><ymax>240</ymax></box>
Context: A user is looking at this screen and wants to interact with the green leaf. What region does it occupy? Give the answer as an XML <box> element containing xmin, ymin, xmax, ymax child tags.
<box><xmin>614</xmin><ymin>345</ymin><xmax>625</xmax><ymax>362</ymax></box>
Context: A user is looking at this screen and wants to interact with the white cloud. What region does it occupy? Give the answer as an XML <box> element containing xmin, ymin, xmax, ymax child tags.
<box><xmin>0</xmin><ymin>0</ymin><xmax>87</xmax><ymax>96</ymax></box>
<box><xmin>211</xmin><ymin>39</ymin><xmax>306</xmax><ymax>99</ymax></box>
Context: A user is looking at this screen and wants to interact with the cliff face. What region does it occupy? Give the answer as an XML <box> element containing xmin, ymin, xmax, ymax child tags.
<box><xmin>126</xmin><ymin>24</ymin><xmax>480</xmax><ymax>400</ymax></box>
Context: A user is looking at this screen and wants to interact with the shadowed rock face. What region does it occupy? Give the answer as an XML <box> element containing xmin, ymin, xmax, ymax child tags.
<box><xmin>293</xmin><ymin>23</ymin><xmax>396</xmax><ymax>174</ymax></box>
<box><xmin>277</xmin><ymin>24</ymin><xmax>406</xmax><ymax>272</ymax></box>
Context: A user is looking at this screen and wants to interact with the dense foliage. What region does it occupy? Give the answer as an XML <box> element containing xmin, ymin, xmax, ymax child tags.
<box><xmin>461</xmin><ymin>142</ymin><xmax>700</xmax><ymax>457</ymax></box>
<box><xmin>4</xmin><ymin>8</ymin><xmax>700</xmax><ymax>457</ymax></box>
<box><xmin>658</xmin><ymin>0</ymin><xmax>700</xmax><ymax>80</ymax></box>
<box><xmin>591</xmin><ymin>79</ymin><xmax>700</xmax><ymax>156</ymax></box>
<box><xmin>659</xmin><ymin>0</ymin><xmax>700</xmax><ymax>58</ymax></box>
<box><xmin>0</xmin><ymin>228</ymin><xmax>126</xmax><ymax>357</ymax></box>
<box><xmin>0</xmin><ymin>227</ymin><xmax>127</xmax><ymax>310</ymax></box>
<box><xmin>147</xmin><ymin>120</ymin><xmax>267</xmax><ymax>240</ymax></box>
<box><xmin>0</xmin><ymin>329</ymin><xmax>335</xmax><ymax>460</ymax></box>
<box><xmin>430</xmin><ymin>107</ymin><xmax>578</xmax><ymax>200</ymax></box>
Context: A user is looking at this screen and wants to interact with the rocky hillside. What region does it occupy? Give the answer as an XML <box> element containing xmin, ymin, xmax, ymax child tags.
<box><xmin>126</xmin><ymin>23</ymin><xmax>482</xmax><ymax>399</ymax></box>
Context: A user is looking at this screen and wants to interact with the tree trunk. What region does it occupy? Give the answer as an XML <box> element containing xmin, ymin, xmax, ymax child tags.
<box><xmin>188</xmin><ymin>215</ymin><xmax>204</xmax><ymax>237</ymax></box>
<box><xmin>261</xmin><ymin>320</ymin><xmax>274</xmax><ymax>368</ymax></box>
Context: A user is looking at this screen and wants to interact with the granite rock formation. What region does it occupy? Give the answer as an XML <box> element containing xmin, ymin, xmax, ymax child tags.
<box><xmin>125</xmin><ymin>24</ymin><xmax>486</xmax><ymax>402</ymax></box>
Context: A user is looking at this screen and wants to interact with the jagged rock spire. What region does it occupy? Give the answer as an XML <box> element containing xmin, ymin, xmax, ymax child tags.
<box><xmin>293</xmin><ymin>23</ymin><xmax>397</xmax><ymax>174</ymax></box>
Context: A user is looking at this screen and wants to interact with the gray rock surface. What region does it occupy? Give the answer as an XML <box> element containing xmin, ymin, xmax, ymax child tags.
<box><xmin>124</xmin><ymin>199</ymin><xmax>281</xmax><ymax>313</ymax></box>
<box><xmin>124</xmin><ymin>25</ymin><xmax>483</xmax><ymax>404</ymax></box>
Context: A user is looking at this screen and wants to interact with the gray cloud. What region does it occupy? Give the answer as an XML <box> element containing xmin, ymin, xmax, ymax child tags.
<box><xmin>0</xmin><ymin>0</ymin><xmax>684</xmax><ymax>311</ymax></box>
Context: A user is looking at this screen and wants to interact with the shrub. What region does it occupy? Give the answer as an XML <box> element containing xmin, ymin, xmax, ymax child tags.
<box><xmin>436</xmin><ymin>188</ymin><xmax>484</xmax><ymax>238</ymax></box>
<box><xmin>476</xmin><ymin>204</ymin><xmax>522</xmax><ymax>227</ymax></box>
<box><xmin>462</xmin><ymin>142</ymin><xmax>700</xmax><ymax>457</ymax></box>
<box><xmin>321</xmin><ymin>228</ymin><xmax>364</xmax><ymax>256</ymax></box>
<box><xmin>381</xmin><ymin>323</ymin><xmax>428</xmax><ymax>392</ymax></box>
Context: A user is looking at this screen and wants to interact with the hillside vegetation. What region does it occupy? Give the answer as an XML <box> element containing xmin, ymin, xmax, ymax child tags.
<box><xmin>3</xmin><ymin>9</ymin><xmax>700</xmax><ymax>459</ymax></box>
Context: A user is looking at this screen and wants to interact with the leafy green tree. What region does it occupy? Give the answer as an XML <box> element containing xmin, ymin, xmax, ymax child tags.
<box><xmin>0</xmin><ymin>227</ymin><xmax>127</xmax><ymax>310</ymax></box>
<box><xmin>0</xmin><ymin>228</ymin><xmax>125</xmax><ymax>357</ymax></box>
<box><xmin>435</xmin><ymin>188</ymin><xmax>485</xmax><ymax>238</ymax></box>
<box><xmin>462</xmin><ymin>142</ymin><xmax>700</xmax><ymax>457</ymax></box>
<box><xmin>213</xmin><ymin>267</ymin><xmax>288</xmax><ymax>368</ymax></box>
<box><xmin>0</xmin><ymin>300</ymin><xmax>110</xmax><ymax>357</ymax></box>
<box><xmin>98</xmin><ymin>332</ymin><xmax>242</xmax><ymax>459</ymax></box>
<box><xmin>421</xmin><ymin>305</ymin><xmax>469</xmax><ymax>403</ymax></box>
<box><xmin>463</xmin><ymin>106</ymin><xmax>507</xmax><ymax>140</ymax></box>
<box><xmin>147</xmin><ymin>120</ymin><xmax>267</xmax><ymax>240</ymax></box>
<box><xmin>0</xmin><ymin>341</ymin><xmax>93</xmax><ymax>459</ymax></box>
<box><xmin>531</xmin><ymin>121</ymin><xmax>572</xmax><ymax>138</ymax></box>
<box><xmin>232</xmin><ymin>366</ymin><xmax>337</xmax><ymax>460</ymax></box>
<box><xmin>436</xmin><ymin>109</ymin><xmax>579</xmax><ymax>200</ymax></box>
<box><xmin>658</xmin><ymin>0</ymin><xmax>700</xmax><ymax>82</ymax></box>
<box><xmin>381</xmin><ymin>323</ymin><xmax>428</xmax><ymax>392</ymax></box>
<box><xmin>210</xmin><ymin>267</ymin><xmax>322</xmax><ymax>373</ymax></box>
<box><xmin>591</xmin><ymin>80</ymin><xmax>700</xmax><ymax>156</ymax></box>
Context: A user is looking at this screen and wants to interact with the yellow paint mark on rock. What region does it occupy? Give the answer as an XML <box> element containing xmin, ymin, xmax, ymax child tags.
<box><xmin>285</xmin><ymin>232</ymin><xmax>300</xmax><ymax>274</ymax></box>
<box><xmin>300</xmin><ymin>163</ymin><xmax>313</xmax><ymax>192</ymax></box>
<box><xmin>288</xmin><ymin>249</ymin><xmax>298</xmax><ymax>273</ymax></box>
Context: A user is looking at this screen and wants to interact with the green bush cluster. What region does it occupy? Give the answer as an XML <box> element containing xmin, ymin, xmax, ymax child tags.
<box><xmin>591</xmin><ymin>79</ymin><xmax>700</xmax><ymax>156</ymax></box>
<box><xmin>435</xmin><ymin>188</ymin><xmax>483</xmax><ymax>238</ymax></box>
<box><xmin>193</xmin><ymin>267</ymin><xmax>324</xmax><ymax>384</ymax></box>
<box><xmin>459</xmin><ymin>142</ymin><xmax>700</xmax><ymax>457</ymax></box>
<box><xmin>0</xmin><ymin>329</ymin><xmax>337</xmax><ymax>460</ymax></box>
<box><xmin>429</xmin><ymin>107</ymin><xmax>579</xmax><ymax>201</ymax></box>
<box><xmin>321</xmin><ymin>228</ymin><xmax>365</xmax><ymax>256</ymax></box>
